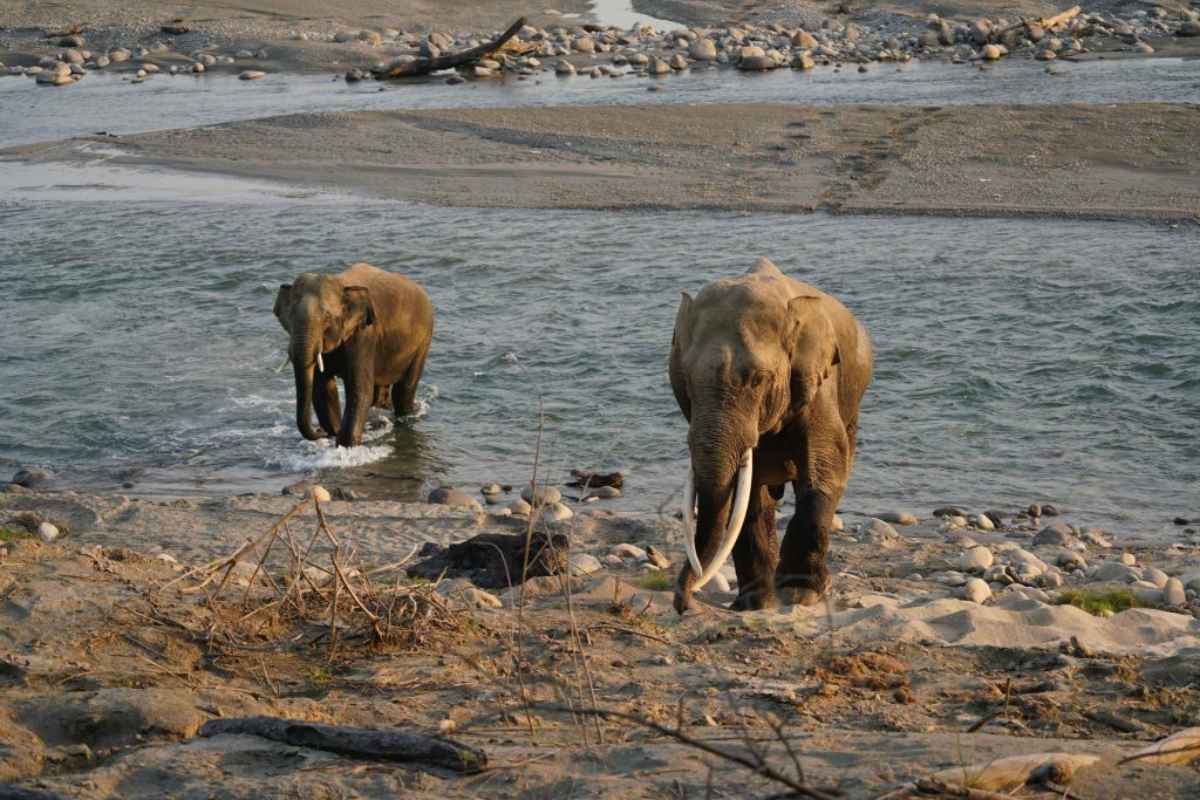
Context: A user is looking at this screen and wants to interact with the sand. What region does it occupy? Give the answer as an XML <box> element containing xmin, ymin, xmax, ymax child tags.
<box><xmin>11</xmin><ymin>102</ymin><xmax>1200</xmax><ymax>221</ymax></box>
<box><xmin>2</xmin><ymin>486</ymin><xmax>1200</xmax><ymax>797</ymax></box>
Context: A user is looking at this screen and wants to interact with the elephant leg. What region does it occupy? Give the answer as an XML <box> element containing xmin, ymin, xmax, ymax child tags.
<box><xmin>777</xmin><ymin>487</ymin><xmax>840</xmax><ymax>606</ymax></box>
<box><xmin>373</xmin><ymin>385</ymin><xmax>392</xmax><ymax>409</ymax></box>
<box><xmin>336</xmin><ymin>337</ymin><xmax>376</xmax><ymax>448</ymax></box>
<box><xmin>729</xmin><ymin>484</ymin><xmax>780</xmax><ymax>611</ymax></box>
<box><xmin>313</xmin><ymin>373</ymin><xmax>341</xmax><ymax>437</ymax></box>
<box><xmin>393</xmin><ymin>345</ymin><xmax>429</xmax><ymax>417</ymax></box>
<box><xmin>673</xmin><ymin>488</ymin><xmax>735</xmax><ymax>614</ymax></box>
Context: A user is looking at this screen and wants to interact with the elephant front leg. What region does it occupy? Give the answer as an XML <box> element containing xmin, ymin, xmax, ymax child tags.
<box><xmin>314</xmin><ymin>373</ymin><xmax>341</xmax><ymax>438</ymax></box>
<box><xmin>729</xmin><ymin>484</ymin><xmax>781</xmax><ymax>610</ymax></box>
<box><xmin>777</xmin><ymin>488</ymin><xmax>839</xmax><ymax>606</ymax></box>
<box><xmin>336</xmin><ymin>337</ymin><xmax>376</xmax><ymax>448</ymax></box>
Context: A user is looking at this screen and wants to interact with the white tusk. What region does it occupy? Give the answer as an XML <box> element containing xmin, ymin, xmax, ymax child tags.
<box><xmin>275</xmin><ymin>353</ymin><xmax>291</xmax><ymax>373</ymax></box>
<box><xmin>317</xmin><ymin>352</ymin><xmax>324</xmax><ymax>373</ymax></box>
<box><xmin>690</xmin><ymin>448</ymin><xmax>753</xmax><ymax>591</ymax></box>
<box><xmin>683</xmin><ymin>468</ymin><xmax>701</xmax><ymax>577</ymax></box>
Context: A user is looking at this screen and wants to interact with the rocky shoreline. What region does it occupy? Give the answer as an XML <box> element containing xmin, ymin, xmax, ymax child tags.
<box><xmin>2</xmin><ymin>478</ymin><xmax>1199</xmax><ymax>797</ymax></box>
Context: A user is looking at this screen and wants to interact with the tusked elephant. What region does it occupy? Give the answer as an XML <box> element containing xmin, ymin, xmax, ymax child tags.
<box><xmin>669</xmin><ymin>257</ymin><xmax>873</xmax><ymax>613</ymax></box>
<box><xmin>274</xmin><ymin>262</ymin><xmax>434</xmax><ymax>448</ymax></box>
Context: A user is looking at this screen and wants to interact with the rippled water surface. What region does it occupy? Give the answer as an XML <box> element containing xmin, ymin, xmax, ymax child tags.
<box><xmin>1</xmin><ymin>189</ymin><xmax>1196</xmax><ymax>537</ymax></box>
<box><xmin>2</xmin><ymin>56</ymin><xmax>1198</xmax><ymax>148</ymax></box>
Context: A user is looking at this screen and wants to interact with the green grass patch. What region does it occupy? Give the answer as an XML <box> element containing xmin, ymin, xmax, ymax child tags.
<box><xmin>634</xmin><ymin>571</ymin><xmax>674</xmax><ymax>591</ymax></box>
<box><xmin>0</xmin><ymin>527</ymin><xmax>31</xmax><ymax>543</ymax></box>
<box><xmin>1056</xmin><ymin>588</ymin><xmax>1144</xmax><ymax>615</ymax></box>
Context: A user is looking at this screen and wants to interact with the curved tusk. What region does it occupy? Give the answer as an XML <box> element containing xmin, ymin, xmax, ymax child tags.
<box><xmin>683</xmin><ymin>467</ymin><xmax>701</xmax><ymax>577</ymax></box>
<box><xmin>317</xmin><ymin>352</ymin><xmax>324</xmax><ymax>373</ymax></box>
<box><xmin>689</xmin><ymin>448</ymin><xmax>754</xmax><ymax>592</ymax></box>
<box><xmin>275</xmin><ymin>353</ymin><xmax>291</xmax><ymax>373</ymax></box>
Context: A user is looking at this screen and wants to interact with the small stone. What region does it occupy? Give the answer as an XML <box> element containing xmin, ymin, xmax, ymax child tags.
<box><xmin>1033</xmin><ymin>523</ymin><xmax>1077</xmax><ymax>548</ymax></box>
<box><xmin>669</xmin><ymin>53</ymin><xmax>688</xmax><ymax>70</ymax></box>
<box><xmin>309</xmin><ymin>485</ymin><xmax>332</xmax><ymax>503</ymax></box>
<box><xmin>959</xmin><ymin>546</ymin><xmax>994</xmax><ymax>572</ymax></box>
<box><xmin>463</xmin><ymin>587</ymin><xmax>503</xmax><ymax>609</ymax></box>
<box><xmin>109</xmin><ymin>48</ymin><xmax>131</xmax><ymax>63</ymax></box>
<box><xmin>1162</xmin><ymin>578</ymin><xmax>1187</xmax><ymax>606</ymax></box>
<box><xmin>1079</xmin><ymin>528</ymin><xmax>1112</xmax><ymax>548</ymax></box>
<box><xmin>962</xmin><ymin>577</ymin><xmax>992</xmax><ymax>604</ymax></box>
<box><xmin>1091</xmin><ymin>561</ymin><xmax>1140</xmax><ymax>583</ymax></box>
<box><xmin>1037</xmin><ymin>571</ymin><xmax>1063</xmax><ymax>589</ymax></box>
<box><xmin>970</xmin><ymin>513</ymin><xmax>995</xmax><ymax>531</ymax></box>
<box><xmin>583</xmin><ymin>485</ymin><xmax>621</xmax><ymax>499</ymax></box>
<box><xmin>542</xmin><ymin>502</ymin><xmax>573</xmax><ymax>522</ymax></box>
<box><xmin>574</xmin><ymin>36</ymin><xmax>596</xmax><ymax>53</ymax></box>
<box><xmin>192</xmin><ymin>62</ymin><xmax>205</xmax><ymax>73</ymax></box>
<box><xmin>791</xmin><ymin>51</ymin><xmax>815</xmax><ymax>70</ymax></box>
<box><xmin>1179</xmin><ymin>21</ymin><xmax>1200</xmax><ymax>37</ymax></box>
<box><xmin>508</xmin><ymin>497</ymin><xmax>532</xmax><ymax>515</ymax></box>
<box><xmin>37</xmin><ymin>522</ymin><xmax>60</xmax><ymax>543</ymax></box>
<box><xmin>60</xmin><ymin>34</ymin><xmax>85</xmax><ymax>47</ymax></box>
<box><xmin>1028</xmin><ymin>503</ymin><xmax>1042</xmax><ymax>518</ymax></box>
<box><xmin>1174</xmin><ymin>517</ymin><xmax>1191</xmax><ymax>526</ymax></box>
<box><xmin>11</xmin><ymin>468</ymin><xmax>52</xmax><ymax>488</ymax></box>
<box><xmin>521</xmin><ymin>485</ymin><xmax>562</xmax><ymax>506</ymax></box>
<box><xmin>981</xmin><ymin>44</ymin><xmax>1003</xmax><ymax>60</ymax></box>
<box><xmin>1143</xmin><ymin>567</ymin><xmax>1169</xmax><ymax>589</ymax></box>
<box><xmin>1036</xmin><ymin>48</ymin><xmax>1057</xmax><ymax>61</ymax></box>
<box><xmin>428</xmin><ymin>487</ymin><xmax>483</xmax><ymax>512</ymax></box>
<box><xmin>1057</xmin><ymin>551</ymin><xmax>1087</xmax><ymax>571</ymax></box>
<box><xmin>689</xmin><ymin>38</ymin><xmax>717</xmax><ymax>60</ymax></box>
<box><xmin>1120</xmin><ymin>552</ymin><xmax>1137</xmax><ymax>566</ymax></box>
<box><xmin>878</xmin><ymin>511</ymin><xmax>919</xmax><ymax>526</ymax></box>
<box><xmin>570</xmin><ymin>553</ymin><xmax>603</xmax><ymax>576</ymax></box>
<box><xmin>238</xmin><ymin>70</ymin><xmax>267</xmax><ymax>80</ymax></box>
<box><xmin>649</xmin><ymin>57</ymin><xmax>670</xmax><ymax>75</ymax></box>
<box><xmin>862</xmin><ymin>518</ymin><xmax>902</xmax><ymax>548</ymax></box>
<box><xmin>792</xmin><ymin>30</ymin><xmax>819</xmax><ymax>49</ymax></box>
<box><xmin>438</xmin><ymin>719</ymin><xmax>456</xmax><ymax>734</ymax></box>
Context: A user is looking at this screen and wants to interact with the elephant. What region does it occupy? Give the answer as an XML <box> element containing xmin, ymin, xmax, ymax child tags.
<box><xmin>273</xmin><ymin>262</ymin><xmax>434</xmax><ymax>448</ymax></box>
<box><xmin>669</xmin><ymin>257</ymin><xmax>873</xmax><ymax>613</ymax></box>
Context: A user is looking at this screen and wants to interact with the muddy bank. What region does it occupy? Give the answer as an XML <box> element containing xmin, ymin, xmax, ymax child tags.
<box><xmin>12</xmin><ymin>101</ymin><xmax>1199</xmax><ymax>221</ymax></box>
<box><xmin>2</xmin><ymin>487</ymin><xmax>1200</xmax><ymax>797</ymax></box>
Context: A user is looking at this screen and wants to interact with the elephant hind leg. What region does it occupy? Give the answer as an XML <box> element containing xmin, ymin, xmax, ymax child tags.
<box><xmin>373</xmin><ymin>384</ymin><xmax>392</xmax><ymax>409</ymax></box>
<box><xmin>729</xmin><ymin>484</ymin><xmax>780</xmax><ymax>611</ymax></box>
<box><xmin>393</xmin><ymin>345</ymin><xmax>429</xmax><ymax>417</ymax></box>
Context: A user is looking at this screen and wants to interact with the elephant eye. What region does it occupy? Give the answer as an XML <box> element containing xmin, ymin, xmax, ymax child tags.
<box><xmin>749</xmin><ymin>371</ymin><xmax>768</xmax><ymax>388</ymax></box>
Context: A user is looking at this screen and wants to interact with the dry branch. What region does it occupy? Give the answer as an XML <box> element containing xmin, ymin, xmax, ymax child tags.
<box><xmin>373</xmin><ymin>17</ymin><xmax>526</xmax><ymax>79</ymax></box>
<box><xmin>199</xmin><ymin>716</ymin><xmax>486</xmax><ymax>772</ymax></box>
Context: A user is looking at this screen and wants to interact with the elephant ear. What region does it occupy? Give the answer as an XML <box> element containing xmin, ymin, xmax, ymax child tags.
<box><xmin>341</xmin><ymin>286</ymin><xmax>376</xmax><ymax>336</ymax></box>
<box><xmin>273</xmin><ymin>284</ymin><xmax>293</xmax><ymax>332</ymax></box>
<box><xmin>669</xmin><ymin>291</ymin><xmax>695</xmax><ymax>420</ymax></box>
<box><xmin>787</xmin><ymin>296</ymin><xmax>840</xmax><ymax>405</ymax></box>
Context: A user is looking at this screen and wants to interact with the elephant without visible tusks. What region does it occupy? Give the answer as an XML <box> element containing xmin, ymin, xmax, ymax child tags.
<box><xmin>274</xmin><ymin>262</ymin><xmax>434</xmax><ymax>448</ymax></box>
<box><xmin>669</xmin><ymin>257</ymin><xmax>873</xmax><ymax>613</ymax></box>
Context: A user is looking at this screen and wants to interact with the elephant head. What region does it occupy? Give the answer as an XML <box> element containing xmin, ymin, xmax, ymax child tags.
<box><xmin>669</xmin><ymin>259</ymin><xmax>841</xmax><ymax>591</ymax></box>
<box><xmin>273</xmin><ymin>273</ymin><xmax>376</xmax><ymax>441</ymax></box>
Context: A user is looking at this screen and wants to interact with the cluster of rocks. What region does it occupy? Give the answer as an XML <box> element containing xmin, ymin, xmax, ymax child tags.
<box><xmin>857</xmin><ymin>502</ymin><xmax>1200</xmax><ymax>615</ymax></box>
<box><xmin>426</xmin><ymin>479</ymin><xmax>626</xmax><ymax>522</ymax></box>
<box><xmin>1</xmin><ymin>31</ymin><xmax>273</xmax><ymax>87</ymax></box>
<box><xmin>346</xmin><ymin>7</ymin><xmax>1200</xmax><ymax>85</ymax></box>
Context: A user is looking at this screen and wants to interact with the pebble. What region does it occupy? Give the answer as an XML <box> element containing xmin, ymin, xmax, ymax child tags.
<box><xmin>583</xmin><ymin>485</ymin><xmax>621</xmax><ymax>499</ymax></box>
<box><xmin>521</xmin><ymin>485</ymin><xmax>562</xmax><ymax>506</ymax></box>
<box><xmin>878</xmin><ymin>511</ymin><xmax>919</xmax><ymax>526</ymax></box>
<box><xmin>669</xmin><ymin>53</ymin><xmax>688</xmax><ymax>70</ymax></box>
<box><xmin>1162</xmin><ymin>578</ymin><xmax>1186</xmax><ymax>606</ymax></box>
<box><xmin>970</xmin><ymin>514</ymin><xmax>995</xmax><ymax>531</ymax></box>
<box><xmin>541</xmin><ymin>502</ymin><xmax>573</xmax><ymax>522</ymax></box>
<box><xmin>37</xmin><ymin>522</ymin><xmax>60</xmax><ymax>543</ymax></box>
<box><xmin>1037</xmin><ymin>571</ymin><xmax>1063</xmax><ymax>589</ymax></box>
<box><xmin>862</xmin><ymin>518</ymin><xmax>902</xmax><ymax>548</ymax></box>
<box><xmin>791</xmin><ymin>52</ymin><xmax>815</xmax><ymax>70</ymax></box>
<box><xmin>238</xmin><ymin>70</ymin><xmax>267</xmax><ymax>80</ymax></box>
<box><xmin>1032</xmin><ymin>523</ymin><xmax>1078</xmax><ymax>548</ymax></box>
<box><xmin>555</xmin><ymin>59</ymin><xmax>576</xmax><ymax>76</ymax></box>
<box><xmin>1091</xmin><ymin>561</ymin><xmax>1140</xmax><ymax>583</ymax></box>
<box><xmin>933</xmin><ymin>507</ymin><xmax>965</xmax><ymax>518</ymax></box>
<box><xmin>11</xmin><ymin>468</ymin><xmax>52</xmax><ymax>488</ymax></box>
<box><xmin>959</xmin><ymin>546</ymin><xmax>994</xmax><ymax>572</ymax></box>
<box><xmin>1143</xmin><ymin>567</ymin><xmax>1169</xmax><ymax>589</ymax></box>
<box><xmin>308</xmin><ymin>485</ymin><xmax>332</xmax><ymax>503</ymax></box>
<box><xmin>1120</xmin><ymin>552</ymin><xmax>1137</xmax><ymax>566</ymax></box>
<box><xmin>962</xmin><ymin>577</ymin><xmax>992</xmax><ymax>604</ymax></box>
<box><xmin>427</xmin><ymin>487</ymin><xmax>483</xmax><ymax>512</ymax></box>
<box><xmin>1057</xmin><ymin>550</ymin><xmax>1087</xmax><ymax>571</ymax></box>
<box><xmin>463</xmin><ymin>587</ymin><xmax>503</xmax><ymax>609</ymax></box>
<box><xmin>508</xmin><ymin>497</ymin><xmax>531</xmax><ymax>515</ymax></box>
<box><xmin>192</xmin><ymin>62</ymin><xmax>205</xmax><ymax>74</ymax></box>
<box><xmin>1079</xmin><ymin>528</ymin><xmax>1112</xmax><ymax>548</ymax></box>
<box><xmin>570</xmin><ymin>553</ymin><xmax>603</xmax><ymax>576</ymax></box>
<box><xmin>689</xmin><ymin>39</ymin><xmax>717</xmax><ymax>61</ymax></box>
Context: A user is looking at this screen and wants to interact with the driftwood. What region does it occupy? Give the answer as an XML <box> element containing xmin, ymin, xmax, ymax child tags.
<box><xmin>1120</xmin><ymin>727</ymin><xmax>1200</xmax><ymax>766</ymax></box>
<box><xmin>372</xmin><ymin>17</ymin><xmax>525</xmax><ymax>79</ymax></box>
<box><xmin>199</xmin><ymin>716</ymin><xmax>487</xmax><ymax>773</ymax></box>
<box><xmin>929</xmin><ymin>752</ymin><xmax>1100</xmax><ymax>792</ymax></box>
<box><xmin>565</xmin><ymin>469</ymin><xmax>625</xmax><ymax>489</ymax></box>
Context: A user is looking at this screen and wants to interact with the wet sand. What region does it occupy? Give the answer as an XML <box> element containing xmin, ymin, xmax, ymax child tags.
<box><xmin>11</xmin><ymin>101</ymin><xmax>1200</xmax><ymax>221</ymax></box>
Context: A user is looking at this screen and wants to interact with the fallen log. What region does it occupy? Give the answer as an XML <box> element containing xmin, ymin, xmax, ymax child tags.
<box><xmin>199</xmin><ymin>716</ymin><xmax>487</xmax><ymax>773</ymax></box>
<box><xmin>1037</xmin><ymin>4</ymin><xmax>1082</xmax><ymax>31</ymax></box>
<box><xmin>373</xmin><ymin>17</ymin><xmax>525</xmax><ymax>79</ymax></box>
<box><xmin>1120</xmin><ymin>727</ymin><xmax>1200</xmax><ymax>766</ymax></box>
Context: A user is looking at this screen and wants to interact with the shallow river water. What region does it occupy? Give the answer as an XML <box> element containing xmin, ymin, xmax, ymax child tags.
<box><xmin>1</xmin><ymin>184</ymin><xmax>1196</xmax><ymax>536</ymax></box>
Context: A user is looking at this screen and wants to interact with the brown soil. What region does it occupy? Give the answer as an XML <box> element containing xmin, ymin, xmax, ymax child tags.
<box><xmin>2</xmin><ymin>489</ymin><xmax>1199</xmax><ymax>797</ymax></box>
<box><xmin>13</xmin><ymin>102</ymin><xmax>1199</xmax><ymax>222</ymax></box>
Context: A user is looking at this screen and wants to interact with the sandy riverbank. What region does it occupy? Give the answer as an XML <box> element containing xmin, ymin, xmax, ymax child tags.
<box><xmin>1</xmin><ymin>485</ymin><xmax>1199</xmax><ymax>797</ymax></box>
<box><xmin>10</xmin><ymin>101</ymin><xmax>1200</xmax><ymax>221</ymax></box>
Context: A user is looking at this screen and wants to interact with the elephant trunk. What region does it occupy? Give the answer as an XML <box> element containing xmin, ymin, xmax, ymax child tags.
<box><xmin>291</xmin><ymin>328</ymin><xmax>324</xmax><ymax>441</ymax></box>
<box><xmin>683</xmin><ymin>410</ymin><xmax>757</xmax><ymax>588</ymax></box>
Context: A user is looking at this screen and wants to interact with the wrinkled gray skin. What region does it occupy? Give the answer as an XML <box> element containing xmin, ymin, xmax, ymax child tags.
<box><xmin>274</xmin><ymin>263</ymin><xmax>434</xmax><ymax>448</ymax></box>
<box><xmin>669</xmin><ymin>258</ymin><xmax>873</xmax><ymax>613</ymax></box>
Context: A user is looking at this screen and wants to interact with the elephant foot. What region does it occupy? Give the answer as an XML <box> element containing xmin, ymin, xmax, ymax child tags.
<box><xmin>776</xmin><ymin>572</ymin><xmax>831</xmax><ymax>607</ymax></box>
<box><xmin>729</xmin><ymin>590</ymin><xmax>778</xmax><ymax>612</ymax></box>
